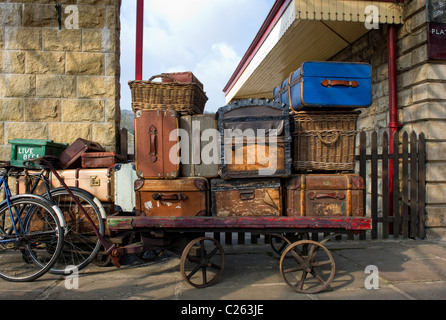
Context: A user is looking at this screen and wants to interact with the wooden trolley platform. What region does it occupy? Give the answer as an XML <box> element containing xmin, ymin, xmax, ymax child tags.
<box><xmin>105</xmin><ymin>215</ymin><xmax>371</xmax><ymax>294</ymax></box>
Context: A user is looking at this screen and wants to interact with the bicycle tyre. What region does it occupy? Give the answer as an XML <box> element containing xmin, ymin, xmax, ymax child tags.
<box><xmin>44</xmin><ymin>187</ymin><xmax>105</xmax><ymax>275</ymax></box>
<box><xmin>0</xmin><ymin>196</ymin><xmax>64</xmax><ymax>282</ymax></box>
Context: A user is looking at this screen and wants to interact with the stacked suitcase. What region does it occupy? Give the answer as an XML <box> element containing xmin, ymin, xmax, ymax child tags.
<box><xmin>273</xmin><ymin>61</ymin><xmax>372</xmax><ymax>218</ymax></box>
<box><xmin>130</xmin><ymin>72</ymin><xmax>212</xmax><ymax>217</ymax></box>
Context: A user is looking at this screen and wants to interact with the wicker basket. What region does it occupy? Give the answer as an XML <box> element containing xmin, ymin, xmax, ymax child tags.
<box><xmin>291</xmin><ymin>111</ymin><xmax>359</xmax><ymax>172</ymax></box>
<box><xmin>129</xmin><ymin>74</ymin><xmax>208</xmax><ymax>116</ymax></box>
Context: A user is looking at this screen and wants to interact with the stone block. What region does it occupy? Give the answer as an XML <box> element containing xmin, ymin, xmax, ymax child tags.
<box><xmin>82</xmin><ymin>29</ymin><xmax>114</xmax><ymax>52</ymax></box>
<box><xmin>36</xmin><ymin>75</ymin><xmax>76</xmax><ymax>98</ymax></box>
<box><xmin>426</xmin><ymin>183</ymin><xmax>446</xmax><ymax>204</ymax></box>
<box><xmin>0</xmin><ymin>146</ymin><xmax>10</xmax><ymax>163</ymax></box>
<box><xmin>77</xmin><ymin>76</ymin><xmax>115</xmax><ymax>99</ymax></box>
<box><xmin>426</xmin><ymin>141</ymin><xmax>446</xmax><ymax>161</ymax></box>
<box><xmin>0</xmin><ymin>99</ymin><xmax>23</xmax><ymax>121</ymax></box>
<box><xmin>5</xmin><ymin>122</ymin><xmax>48</xmax><ymax>141</ymax></box>
<box><xmin>426</xmin><ymin>206</ymin><xmax>446</xmax><ymax>227</ymax></box>
<box><xmin>402</xmin><ymin>102</ymin><xmax>446</xmax><ymax>123</ymax></box>
<box><xmin>5</xmin><ymin>27</ymin><xmax>41</xmax><ymax>50</ymax></box>
<box><xmin>26</xmin><ymin>51</ymin><xmax>65</xmax><ymax>74</ymax></box>
<box><xmin>93</xmin><ymin>123</ymin><xmax>116</xmax><ymax>148</ymax></box>
<box><xmin>49</xmin><ymin>123</ymin><xmax>91</xmax><ymax>145</ymax></box>
<box><xmin>43</xmin><ymin>28</ymin><xmax>81</xmax><ymax>51</ymax></box>
<box><xmin>78</xmin><ymin>6</ymin><xmax>106</xmax><ymax>29</ymax></box>
<box><xmin>62</xmin><ymin>99</ymin><xmax>105</xmax><ymax>122</ymax></box>
<box><xmin>24</xmin><ymin>99</ymin><xmax>61</xmax><ymax>122</ymax></box>
<box><xmin>0</xmin><ymin>3</ymin><xmax>21</xmax><ymax>27</ymax></box>
<box><xmin>66</xmin><ymin>52</ymin><xmax>104</xmax><ymax>75</ymax></box>
<box><xmin>1</xmin><ymin>74</ymin><xmax>36</xmax><ymax>97</ymax></box>
<box><xmin>23</xmin><ymin>4</ymin><xmax>58</xmax><ymax>28</ymax></box>
<box><xmin>0</xmin><ymin>51</ymin><xmax>25</xmax><ymax>73</ymax></box>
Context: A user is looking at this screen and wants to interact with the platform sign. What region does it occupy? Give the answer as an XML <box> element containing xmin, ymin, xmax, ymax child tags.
<box><xmin>427</xmin><ymin>0</ymin><xmax>446</xmax><ymax>60</ymax></box>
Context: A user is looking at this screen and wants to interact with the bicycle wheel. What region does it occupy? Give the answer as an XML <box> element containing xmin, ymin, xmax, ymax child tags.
<box><xmin>44</xmin><ymin>188</ymin><xmax>105</xmax><ymax>275</ymax></box>
<box><xmin>0</xmin><ymin>196</ymin><xmax>64</xmax><ymax>282</ymax></box>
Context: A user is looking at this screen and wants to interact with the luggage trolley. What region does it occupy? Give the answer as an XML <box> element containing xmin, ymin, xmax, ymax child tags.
<box><xmin>34</xmin><ymin>157</ymin><xmax>371</xmax><ymax>294</ymax></box>
<box><xmin>106</xmin><ymin>215</ymin><xmax>371</xmax><ymax>294</ymax></box>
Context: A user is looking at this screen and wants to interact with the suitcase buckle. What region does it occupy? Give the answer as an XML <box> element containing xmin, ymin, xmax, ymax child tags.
<box><xmin>90</xmin><ymin>176</ymin><xmax>100</xmax><ymax>186</ymax></box>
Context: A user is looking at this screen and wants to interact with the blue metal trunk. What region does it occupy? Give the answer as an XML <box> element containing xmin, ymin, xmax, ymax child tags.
<box><xmin>273</xmin><ymin>61</ymin><xmax>372</xmax><ymax>111</ymax></box>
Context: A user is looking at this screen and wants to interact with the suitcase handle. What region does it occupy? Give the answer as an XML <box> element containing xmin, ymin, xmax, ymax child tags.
<box><xmin>316</xmin><ymin>131</ymin><xmax>340</xmax><ymax>146</ymax></box>
<box><xmin>308</xmin><ymin>192</ymin><xmax>346</xmax><ymax>200</ymax></box>
<box><xmin>239</xmin><ymin>190</ymin><xmax>255</xmax><ymax>201</ymax></box>
<box><xmin>321</xmin><ymin>79</ymin><xmax>359</xmax><ymax>88</ymax></box>
<box><xmin>149</xmin><ymin>125</ymin><xmax>158</xmax><ymax>163</ymax></box>
<box><xmin>152</xmin><ymin>193</ymin><xmax>188</xmax><ymax>201</ymax></box>
<box><xmin>148</xmin><ymin>74</ymin><xmax>178</xmax><ymax>83</ymax></box>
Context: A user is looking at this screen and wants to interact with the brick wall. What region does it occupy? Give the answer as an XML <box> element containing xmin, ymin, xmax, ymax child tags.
<box><xmin>330</xmin><ymin>0</ymin><xmax>446</xmax><ymax>239</ymax></box>
<box><xmin>0</xmin><ymin>0</ymin><xmax>121</xmax><ymax>159</ymax></box>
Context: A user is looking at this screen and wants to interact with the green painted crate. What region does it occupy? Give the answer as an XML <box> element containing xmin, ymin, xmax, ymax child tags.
<box><xmin>9</xmin><ymin>139</ymin><xmax>68</xmax><ymax>168</ymax></box>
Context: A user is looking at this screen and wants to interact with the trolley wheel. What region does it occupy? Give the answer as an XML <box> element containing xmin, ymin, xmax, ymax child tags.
<box><xmin>280</xmin><ymin>240</ymin><xmax>335</xmax><ymax>294</ymax></box>
<box><xmin>180</xmin><ymin>236</ymin><xmax>225</xmax><ymax>289</ymax></box>
<box><xmin>270</xmin><ymin>233</ymin><xmax>309</xmax><ymax>256</ymax></box>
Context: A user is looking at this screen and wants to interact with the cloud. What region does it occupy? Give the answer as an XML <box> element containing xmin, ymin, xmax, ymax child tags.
<box><xmin>120</xmin><ymin>0</ymin><xmax>275</xmax><ymax>113</ymax></box>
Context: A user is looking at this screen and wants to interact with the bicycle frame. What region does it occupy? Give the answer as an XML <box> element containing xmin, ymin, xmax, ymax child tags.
<box><xmin>0</xmin><ymin>173</ymin><xmax>26</xmax><ymax>241</ymax></box>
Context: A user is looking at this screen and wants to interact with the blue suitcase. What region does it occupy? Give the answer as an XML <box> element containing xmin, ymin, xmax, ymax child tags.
<box><xmin>273</xmin><ymin>61</ymin><xmax>372</xmax><ymax>111</ymax></box>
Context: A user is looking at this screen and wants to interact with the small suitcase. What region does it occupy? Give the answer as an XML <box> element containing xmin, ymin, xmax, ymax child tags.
<box><xmin>161</xmin><ymin>71</ymin><xmax>204</xmax><ymax>90</ymax></box>
<box><xmin>81</xmin><ymin>152</ymin><xmax>126</xmax><ymax>168</ymax></box>
<box><xmin>285</xmin><ymin>174</ymin><xmax>365</xmax><ymax>217</ymax></box>
<box><xmin>114</xmin><ymin>162</ymin><xmax>138</xmax><ymax>213</ymax></box>
<box><xmin>180</xmin><ymin>114</ymin><xmax>219</xmax><ymax>178</ymax></box>
<box><xmin>217</xmin><ymin>99</ymin><xmax>292</xmax><ymax>179</ymax></box>
<box><xmin>50</xmin><ymin>168</ymin><xmax>114</xmax><ymax>203</ymax></box>
<box><xmin>58</xmin><ymin>138</ymin><xmax>105</xmax><ymax>169</ymax></box>
<box><xmin>134</xmin><ymin>109</ymin><xmax>180</xmax><ymax>180</ymax></box>
<box><xmin>211</xmin><ymin>178</ymin><xmax>282</xmax><ymax>217</ymax></box>
<box><xmin>273</xmin><ymin>61</ymin><xmax>372</xmax><ymax>111</ymax></box>
<box><xmin>134</xmin><ymin>178</ymin><xmax>209</xmax><ymax>217</ymax></box>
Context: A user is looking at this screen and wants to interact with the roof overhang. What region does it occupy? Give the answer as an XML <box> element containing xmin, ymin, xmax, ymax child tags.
<box><xmin>224</xmin><ymin>0</ymin><xmax>404</xmax><ymax>103</ymax></box>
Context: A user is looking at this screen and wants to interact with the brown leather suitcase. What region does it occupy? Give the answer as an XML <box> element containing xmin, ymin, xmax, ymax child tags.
<box><xmin>161</xmin><ymin>71</ymin><xmax>204</xmax><ymax>90</ymax></box>
<box><xmin>285</xmin><ymin>174</ymin><xmax>365</xmax><ymax>217</ymax></box>
<box><xmin>134</xmin><ymin>109</ymin><xmax>180</xmax><ymax>179</ymax></box>
<box><xmin>211</xmin><ymin>178</ymin><xmax>282</xmax><ymax>217</ymax></box>
<box><xmin>218</xmin><ymin>99</ymin><xmax>291</xmax><ymax>179</ymax></box>
<box><xmin>58</xmin><ymin>138</ymin><xmax>105</xmax><ymax>169</ymax></box>
<box><xmin>134</xmin><ymin>178</ymin><xmax>209</xmax><ymax>217</ymax></box>
<box><xmin>81</xmin><ymin>152</ymin><xmax>126</xmax><ymax>168</ymax></box>
<box><xmin>180</xmin><ymin>114</ymin><xmax>219</xmax><ymax>178</ymax></box>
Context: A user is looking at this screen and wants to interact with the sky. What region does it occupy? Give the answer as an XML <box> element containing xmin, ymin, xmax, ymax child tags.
<box><xmin>119</xmin><ymin>0</ymin><xmax>276</xmax><ymax>113</ymax></box>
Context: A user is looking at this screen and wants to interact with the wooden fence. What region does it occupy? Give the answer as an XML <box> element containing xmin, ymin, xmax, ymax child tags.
<box><xmin>357</xmin><ymin>130</ymin><xmax>426</xmax><ymax>240</ymax></box>
<box><xmin>211</xmin><ymin>130</ymin><xmax>427</xmax><ymax>245</ymax></box>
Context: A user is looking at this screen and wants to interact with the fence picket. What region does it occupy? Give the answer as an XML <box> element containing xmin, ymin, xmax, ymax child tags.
<box><xmin>418</xmin><ymin>133</ymin><xmax>426</xmax><ymax>239</ymax></box>
<box><xmin>382</xmin><ymin>132</ymin><xmax>389</xmax><ymax>238</ymax></box>
<box><xmin>371</xmin><ymin>131</ymin><xmax>378</xmax><ymax>239</ymax></box>
<box><xmin>410</xmin><ymin>132</ymin><xmax>418</xmax><ymax>238</ymax></box>
<box><xmin>393</xmin><ymin>131</ymin><xmax>400</xmax><ymax>238</ymax></box>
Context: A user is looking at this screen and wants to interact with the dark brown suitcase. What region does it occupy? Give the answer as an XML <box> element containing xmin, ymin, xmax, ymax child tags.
<box><xmin>211</xmin><ymin>178</ymin><xmax>282</xmax><ymax>217</ymax></box>
<box><xmin>218</xmin><ymin>99</ymin><xmax>292</xmax><ymax>179</ymax></box>
<box><xmin>81</xmin><ymin>152</ymin><xmax>126</xmax><ymax>168</ymax></box>
<box><xmin>134</xmin><ymin>109</ymin><xmax>180</xmax><ymax>179</ymax></box>
<box><xmin>285</xmin><ymin>174</ymin><xmax>365</xmax><ymax>217</ymax></box>
<box><xmin>134</xmin><ymin>178</ymin><xmax>209</xmax><ymax>217</ymax></box>
<box><xmin>58</xmin><ymin>138</ymin><xmax>105</xmax><ymax>169</ymax></box>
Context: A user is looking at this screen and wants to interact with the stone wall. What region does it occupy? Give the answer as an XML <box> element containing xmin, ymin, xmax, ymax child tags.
<box><xmin>329</xmin><ymin>0</ymin><xmax>446</xmax><ymax>239</ymax></box>
<box><xmin>0</xmin><ymin>0</ymin><xmax>121</xmax><ymax>159</ymax></box>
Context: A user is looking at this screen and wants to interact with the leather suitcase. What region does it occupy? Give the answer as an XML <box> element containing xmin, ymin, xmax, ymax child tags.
<box><xmin>114</xmin><ymin>162</ymin><xmax>138</xmax><ymax>213</ymax></box>
<box><xmin>134</xmin><ymin>109</ymin><xmax>180</xmax><ymax>180</ymax></box>
<box><xmin>285</xmin><ymin>174</ymin><xmax>365</xmax><ymax>217</ymax></box>
<box><xmin>180</xmin><ymin>114</ymin><xmax>219</xmax><ymax>178</ymax></box>
<box><xmin>273</xmin><ymin>61</ymin><xmax>372</xmax><ymax>111</ymax></box>
<box><xmin>161</xmin><ymin>71</ymin><xmax>204</xmax><ymax>90</ymax></box>
<box><xmin>218</xmin><ymin>99</ymin><xmax>291</xmax><ymax>179</ymax></box>
<box><xmin>50</xmin><ymin>168</ymin><xmax>114</xmax><ymax>203</ymax></box>
<box><xmin>81</xmin><ymin>152</ymin><xmax>126</xmax><ymax>168</ymax></box>
<box><xmin>211</xmin><ymin>178</ymin><xmax>282</xmax><ymax>217</ymax></box>
<box><xmin>58</xmin><ymin>138</ymin><xmax>105</xmax><ymax>169</ymax></box>
<box><xmin>134</xmin><ymin>178</ymin><xmax>209</xmax><ymax>217</ymax></box>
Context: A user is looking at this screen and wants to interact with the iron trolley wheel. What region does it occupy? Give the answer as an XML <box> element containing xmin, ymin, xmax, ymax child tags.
<box><xmin>279</xmin><ymin>240</ymin><xmax>335</xmax><ymax>294</ymax></box>
<box><xmin>180</xmin><ymin>236</ymin><xmax>225</xmax><ymax>288</ymax></box>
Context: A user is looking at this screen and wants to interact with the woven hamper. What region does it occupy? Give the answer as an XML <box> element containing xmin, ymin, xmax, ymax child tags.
<box><xmin>129</xmin><ymin>74</ymin><xmax>208</xmax><ymax>116</ymax></box>
<box><xmin>291</xmin><ymin>111</ymin><xmax>359</xmax><ymax>172</ymax></box>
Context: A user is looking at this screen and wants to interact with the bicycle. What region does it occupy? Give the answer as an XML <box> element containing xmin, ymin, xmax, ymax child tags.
<box><xmin>18</xmin><ymin>158</ymin><xmax>106</xmax><ymax>275</ymax></box>
<box><xmin>0</xmin><ymin>161</ymin><xmax>65</xmax><ymax>282</ymax></box>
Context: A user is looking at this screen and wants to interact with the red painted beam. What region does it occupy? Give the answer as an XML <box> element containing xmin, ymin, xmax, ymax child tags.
<box><xmin>135</xmin><ymin>0</ymin><xmax>144</xmax><ymax>80</ymax></box>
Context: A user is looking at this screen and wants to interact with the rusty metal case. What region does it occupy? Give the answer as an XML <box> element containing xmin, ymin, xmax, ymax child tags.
<box><xmin>134</xmin><ymin>109</ymin><xmax>180</xmax><ymax>179</ymax></box>
<box><xmin>134</xmin><ymin>178</ymin><xmax>209</xmax><ymax>217</ymax></box>
<box><xmin>217</xmin><ymin>99</ymin><xmax>292</xmax><ymax>179</ymax></box>
<box><xmin>180</xmin><ymin>114</ymin><xmax>220</xmax><ymax>178</ymax></box>
<box><xmin>211</xmin><ymin>178</ymin><xmax>282</xmax><ymax>217</ymax></box>
<box><xmin>285</xmin><ymin>174</ymin><xmax>365</xmax><ymax>217</ymax></box>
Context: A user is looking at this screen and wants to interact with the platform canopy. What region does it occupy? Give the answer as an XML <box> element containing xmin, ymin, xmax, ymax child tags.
<box><xmin>223</xmin><ymin>0</ymin><xmax>404</xmax><ymax>103</ymax></box>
